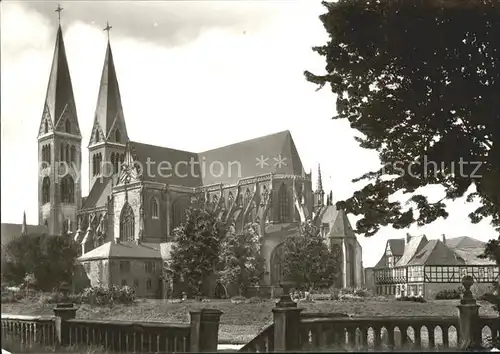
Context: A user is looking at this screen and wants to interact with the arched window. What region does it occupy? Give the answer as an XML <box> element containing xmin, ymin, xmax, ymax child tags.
<box><xmin>70</xmin><ymin>146</ymin><xmax>76</xmax><ymax>163</ymax></box>
<box><xmin>46</xmin><ymin>144</ymin><xmax>51</xmax><ymax>164</ymax></box>
<box><xmin>348</xmin><ymin>244</ymin><xmax>356</xmax><ymax>287</ymax></box>
<box><xmin>171</xmin><ymin>198</ymin><xmax>187</xmax><ymax>231</ymax></box>
<box><xmin>120</xmin><ymin>203</ymin><xmax>135</xmax><ymax>241</ymax></box>
<box><xmin>115</xmin><ymin>130</ymin><xmax>121</xmax><ymax>143</ymax></box>
<box><xmin>151</xmin><ymin>197</ymin><xmax>159</xmax><ymax>219</ymax></box>
<box><xmin>95</xmin><ymin>130</ymin><xmax>100</xmax><ymax>143</ymax></box>
<box><xmin>92</xmin><ymin>155</ymin><xmax>96</xmax><ymax>176</ymax></box>
<box><xmin>44</xmin><ymin>219</ymin><xmax>48</xmax><ymax>227</ymax></box>
<box><xmin>114</xmin><ymin>154</ymin><xmax>119</xmax><ymax>173</ymax></box>
<box><xmin>65</xmin><ymin>120</ymin><xmax>71</xmax><ymax>133</ymax></box>
<box><xmin>270</xmin><ymin>242</ymin><xmax>285</xmax><ymax>285</ymax></box>
<box><xmin>60</xmin><ymin>143</ymin><xmax>64</xmax><ymax>161</ymax></box>
<box><xmin>60</xmin><ymin>175</ymin><xmax>75</xmax><ymax>203</ymax></box>
<box><xmin>65</xmin><ymin>145</ymin><xmax>69</xmax><ymax>163</ymax></box>
<box><xmin>227</xmin><ymin>192</ymin><xmax>234</xmax><ymax>209</ymax></box>
<box><xmin>95</xmin><ymin>153</ymin><xmax>101</xmax><ymax>175</ymax></box>
<box><xmin>278</xmin><ymin>183</ymin><xmax>289</xmax><ymax>222</ymax></box>
<box><xmin>243</xmin><ymin>188</ymin><xmax>251</xmax><ymax>210</ymax></box>
<box><xmin>111</xmin><ymin>153</ymin><xmax>115</xmax><ymax>174</ymax></box>
<box><xmin>44</xmin><ymin>120</ymin><xmax>48</xmax><ymax>134</ymax></box>
<box><xmin>42</xmin><ymin>177</ymin><xmax>50</xmax><ymax>204</ymax></box>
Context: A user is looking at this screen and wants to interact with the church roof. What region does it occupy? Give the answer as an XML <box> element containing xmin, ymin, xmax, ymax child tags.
<box><xmin>129</xmin><ymin>141</ymin><xmax>200</xmax><ymax>187</ymax></box>
<box><xmin>127</xmin><ymin>130</ymin><xmax>306</xmax><ymax>187</ymax></box>
<box><xmin>78</xmin><ymin>241</ymin><xmax>162</xmax><ymax>261</ymax></box>
<box><xmin>82</xmin><ymin>177</ymin><xmax>113</xmax><ymax>209</ymax></box>
<box><xmin>91</xmin><ymin>40</ymin><xmax>128</xmax><ymax>143</ymax></box>
<box><xmin>41</xmin><ymin>25</ymin><xmax>79</xmax><ymax>132</ymax></box>
<box><xmin>317</xmin><ymin>205</ymin><xmax>356</xmax><ymax>239</ymax></box>
<box><xmin>198</xmin><ymin>130</ymin><xmax>305</xmax><ymax>185</ymax></box>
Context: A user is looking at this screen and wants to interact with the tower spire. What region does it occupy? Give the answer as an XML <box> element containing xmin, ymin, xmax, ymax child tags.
<box><xmin>316</xmin><ymin>164</ymin><xmax>323</xmax><ymax>192</ymax></box>
<box><xmin>38</xmin><ymin>17</ymin><xmax>80</xmax><ymax>137</ymax></box>
<box><xmin>89</xmin><ymin>24</ymin><xmax>128</xmax><ymax>146</ymax></box>
<box><xmin>21</xmin><ymin>211</ymin><xmax>27</xmax><ymax>236</ymax></box>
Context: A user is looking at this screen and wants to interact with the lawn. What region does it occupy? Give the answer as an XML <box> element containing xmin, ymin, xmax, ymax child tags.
<box><xmin>1</xmin><ymin>298</ymin><xmax>498</xmax><ymax>344</ymax></box>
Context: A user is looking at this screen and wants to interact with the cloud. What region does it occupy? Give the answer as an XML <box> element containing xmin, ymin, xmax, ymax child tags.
<box><xmin>1</xmin><ymin>1</ymin><xmax>497</xmax><ymax>268</ymax></box>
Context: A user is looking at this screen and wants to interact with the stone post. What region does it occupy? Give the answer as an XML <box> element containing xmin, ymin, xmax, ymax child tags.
<box><xmin>53</xmin><ymin>283</ymin><xmax>78</xmax><ymax>347</ymax></box>
<box><xmin>189</xmin><ymin>308</ymin><xmax>223</xmax><ymax>352</ymax></box>
<box><xmin>272</xmin><ymin>281</ymin><xmax>303</xmax><ymax>352</ymax></box>
<box><xmin>457</xmin><ymin>275</ymin><xmax>483</xmax><ymax>351</ymax></box>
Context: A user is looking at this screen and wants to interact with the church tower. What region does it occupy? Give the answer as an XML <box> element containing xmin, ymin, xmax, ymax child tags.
<box><xmin>88</xmin><ymin>23</ymin><xmax>129</xmax><ymax>192</ymax></box>
<box><xmin>37</xmin><ymin>17</ymin><xmax>82</xmax><ymax>236</ymax></box>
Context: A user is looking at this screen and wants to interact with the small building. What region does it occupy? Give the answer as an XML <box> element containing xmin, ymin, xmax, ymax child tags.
<box><xmin>370</xmin><ymin>234</ymin><xmax>499</xmax><ymax>299</ymax></box>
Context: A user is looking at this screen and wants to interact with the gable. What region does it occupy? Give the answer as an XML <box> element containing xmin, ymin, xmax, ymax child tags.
<box><xmin>54</xmin><ymin>103</ymin><xmax>80</xmax><ymax>136</ymax></box>
<box><xmin>88</xmin><ymin>121</ymin><xmax>105</xmax><ymax>147</ymax></box>
<box><xmin>38</xmin><ymin>104</ymin><xmax>55</xmax><ymax>137</ymax></box>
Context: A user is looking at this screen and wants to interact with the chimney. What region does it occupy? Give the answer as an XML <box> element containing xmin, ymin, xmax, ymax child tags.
<box><xmin>442</xmin><ymin>234</ymin><xmax>446</xmax><ymax>244</ymax></box>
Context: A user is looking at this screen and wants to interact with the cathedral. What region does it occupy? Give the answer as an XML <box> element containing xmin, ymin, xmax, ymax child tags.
<box><xmin>31</xmin><ymin>23</ymin><xmax>364</xmax><ymax>297</ymax></box>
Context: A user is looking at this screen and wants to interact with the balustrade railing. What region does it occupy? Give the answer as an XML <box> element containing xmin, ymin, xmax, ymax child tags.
<box><xmin>1</xmin><ymin>315</ymin><xmax>55</xmax><ymax>350</ymax></box>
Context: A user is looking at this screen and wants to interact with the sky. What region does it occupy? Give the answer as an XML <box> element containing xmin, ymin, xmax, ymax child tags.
<box><xmin>1</xmin><ymin>0</ymin><xmax>497</xmax><ymax>267</ymax></box>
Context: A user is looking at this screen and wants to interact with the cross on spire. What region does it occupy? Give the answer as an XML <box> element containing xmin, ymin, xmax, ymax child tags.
<box><xmin>55</xmin><ymin>4</ymin><xmax>63</xmax><ymax>24</ymax></box>
<box><xmin>103</xmin><ymin>21</ymin><xmax>112</xmax><ymax>40</ymax></box>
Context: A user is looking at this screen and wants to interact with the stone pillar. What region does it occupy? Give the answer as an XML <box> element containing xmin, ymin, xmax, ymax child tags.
<box><xmin>457</xmin><ymin>275</ymin><xmax>482</xmax><ymax>351</ymax></box>
<box><xmin>53</xmin><ymin>283</ymin><xmax>78</xmax><ymax>347</ymax></box>
<box><xmin>272</xmin><ymin>281</ymin><xmax>303</xmax><ymax>352</ymax></box>
<box><xmin>189</xmin><ymin>309</ymin><xmax>222</xmax><ymax>352</ymax></box>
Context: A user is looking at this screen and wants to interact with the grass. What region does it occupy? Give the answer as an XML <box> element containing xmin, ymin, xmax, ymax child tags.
<box><xmin>1</xmin><ymin>297</ymin><xmax>498</xmax><ymax>344</ymax></box>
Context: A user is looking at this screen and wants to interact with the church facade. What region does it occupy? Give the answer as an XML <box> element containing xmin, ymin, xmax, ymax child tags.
<box><xmin>35</xmin><ymin>24</ymin><xmax>364</xmax><ymax>297</ymax></box>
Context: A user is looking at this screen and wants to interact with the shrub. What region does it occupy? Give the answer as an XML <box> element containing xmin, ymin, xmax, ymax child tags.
<box><xmin>434</xmin><ymin>288</ymin><xmax>462</xmax><ymax>300</ymax></box>
<box><xmin>34</xmin><ymin>292</ymin><xmax>83</xmax><ymax>304</ymax></box>
<box><xmin>1</xmin><ymin>291</ymin><xmax>24</xmax><ymax>303</ymax></box>
<box><xmin>396</xmin><ymin>296</ymin><xmax>427</xmax><ymax>303</ymax></box>
<box><xmin>230</xmin><ymin>295</ymin><xmax>247</xmax><ymax>304</ymax></box>
<box><xmin>247</xmin><ymin>296</ymin><xmax>263</xmax><ymax>304</ymax></box>
<box><xmin>312</xmin><ymin>293</ymin><xmax>332</xmax><ymax>301</ymax></box>
<box><xmin>80</xmin><ymin>285</ymin><xmax>136</xmax><ymax>306</ymax></box>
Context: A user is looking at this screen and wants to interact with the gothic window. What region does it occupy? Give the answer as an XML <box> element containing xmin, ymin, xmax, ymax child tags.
<box><xmin>212</xmin><ymin>195</ymin><xmax>219</xmax><ymax>207</ymax></box>
<box><xmin>270</xmin><ymin>242</ymin><xmax>285</xmax><ymax>285</ymax></box>
<box><xmin>42</xmin><ymin>177</ymin><xmax>50</xmax><ymax>204</ymax></box>
<box><xmin>171</xmin><ymin>198</ymin><xmax>186</xmax><ymax>231</ymax></box>
<box><xmin>65</xmin><ymin>120</ymin><xmax>71</xmax><ymax>133</ymax></box>
<box><xmin>120</xmin><ymin>203</ymin><xmax>135</xmax><ymax>241</ymax></box>
<box><xmin>60</xmin><ymin>143</ymin><xmax>64</xmax><ymax>161</ymax></box>
<box><xmin>115</xmin><ymin>130</ymin><xmax>121</xmax><ymax>143</ymax></box>
<box><xmin>114</xmin><ymin>154</ymin><xmax>119</xmax><ymax>174</ymax></box>
<box><xmin>65</xmin><ymin>145</ymin><xmax>70</xmax><ymax>163</ymax></box>
<box><xmin>44</xmin><ymin>219</ymin><xmax>48</xmax><ymax>227</ymax></box>
<box><xmin>151</xmin><ymin>197</ymin><xmax>159</xmax><ymax>219</ymax></box>
<box><xmin>278</xmin><ymin>183</ymin><xmax>289</xmax><ymax>222</ymax></box>
<box><xmin>60</xmin><ymin>175</ymin><xmax>75</xmax><ymax>203</ymax></box>
<box><xmin>92</xmin><ymin>155</ymin><xmax>96</xmax><ymax>176</ymax></box>
<box><xmin>70</xmin><ymin>146</ymin><xmax>76</xmax><ymax>164</ymax></box>
<box><xmin>47</xmin><ymin>145</ymin><xmax>51</xmax><ymax>163</ymax></box>
<box><xmin>348</xmin><ymin>243</ymin><xmax>356</xmax><ymax>287</ymax></box>
<box><xmin>243</xmin><ymin>188</ymin><xmax>251</xmax><ymax>210</ymax></box>
<box><xmin>44</xmin><ymin>120</ymin><xmax>48</xmax><ymax>134</ymax></box>
<box><xmin>227</xmin><ymin>192</ymin><xmax>234</xmax><ymax>208</ymax></box>
<box><xmin>95</xmin><ymin>130</ymin><xmax>100</xmax><ymax>143</ymax></box>
<box><xmin>111</xmin><ymin>153</ymin><xmax>115</xmax><ymax>174</ymax></box>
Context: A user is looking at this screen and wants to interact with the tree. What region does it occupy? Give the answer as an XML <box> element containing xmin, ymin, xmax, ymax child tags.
<box><xmin>218</xmin><ymin>222</ymin><xmax>265</xmax><ymax>296</ymax></box>
<box><xmin>305</xmin><ymin>0</ymin><xmax>500</xmax><ymax>237</ymax></box>
<box><xmin>165</xmin><ymin>207</ymin><xmax>226</xmax><ymax>297</ymax></box>
<box><xmin>281</xmin><ymin>222</ymin><xmax>340</xmax><ymax>290</ymax></box>
<box><xmin>3</xmin><ymin>233</ymin><xmax>79</xmax><ymax>291</ymax></box>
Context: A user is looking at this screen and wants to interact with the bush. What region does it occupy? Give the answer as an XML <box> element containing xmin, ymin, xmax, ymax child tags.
<box><xmin>396</xmin><ymin>296</ymin><xmax>427</xmax><ymax>303</ymax></box>
<box><xmin>34</xmin><ymin>292</ymin><xmax>83</xmax><ymax>304</ymax></box>
<box><xmin>434</xmin><ymin>288</ymin><xmax>463</xmax><ymax>300</ymax></box>
<box><xmin>311</xmin><ymin>293</ymin><xmax>332</xmax><ymax>301</ymax></box>
<box><xmin>230</xmin><ymin>295</ymin><xmax>247</xmax><ymax>304</ymax></box>
<box><xmin>81</xmin><ymin>285</ymin><xmax>136</xmax><ymax>306</ymax></box>
<box><xmin>247</xmin><ymin>296</ymin><xmax>263</xmax><ymax>304</ymax></box>
<box><xmin>1</xmin><ymin>291</ymin><xmax>24</xmax><ymax>303</ymax></box>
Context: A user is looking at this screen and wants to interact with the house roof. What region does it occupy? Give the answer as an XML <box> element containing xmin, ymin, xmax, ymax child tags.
<box><xmin>445</xmin><ymin>236</ymin><xmax>486</xmax><ymax>249</ymax></box>
<box><xmin>406</xmin><ymin>240</ymin><xmax>464</xmax><ymax>266</ymax></box>
<box><xmin>78</xmin><ymin>241</ymin><xmax>162</xmax><ymax>261</ymax></box>
<box><xmin>388</xmin><ymin>239</ymin><xmax>405</xmax><ymax>256</ymax></box>
<box><xmin>452</xmin><ymin>248</ymin><xmax>496</xmax><ymax>266</ymax></box>
<box><xmin>395</xmin><ymin>235</ymin><xmax>428</xmax><ymax>267</ymax></box>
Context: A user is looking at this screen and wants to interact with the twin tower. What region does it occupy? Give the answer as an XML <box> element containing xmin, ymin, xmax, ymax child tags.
<box><xmin>37</xmin><ymin>24</ymin><xmax>129</xmax><ymax>236</ymax></box>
